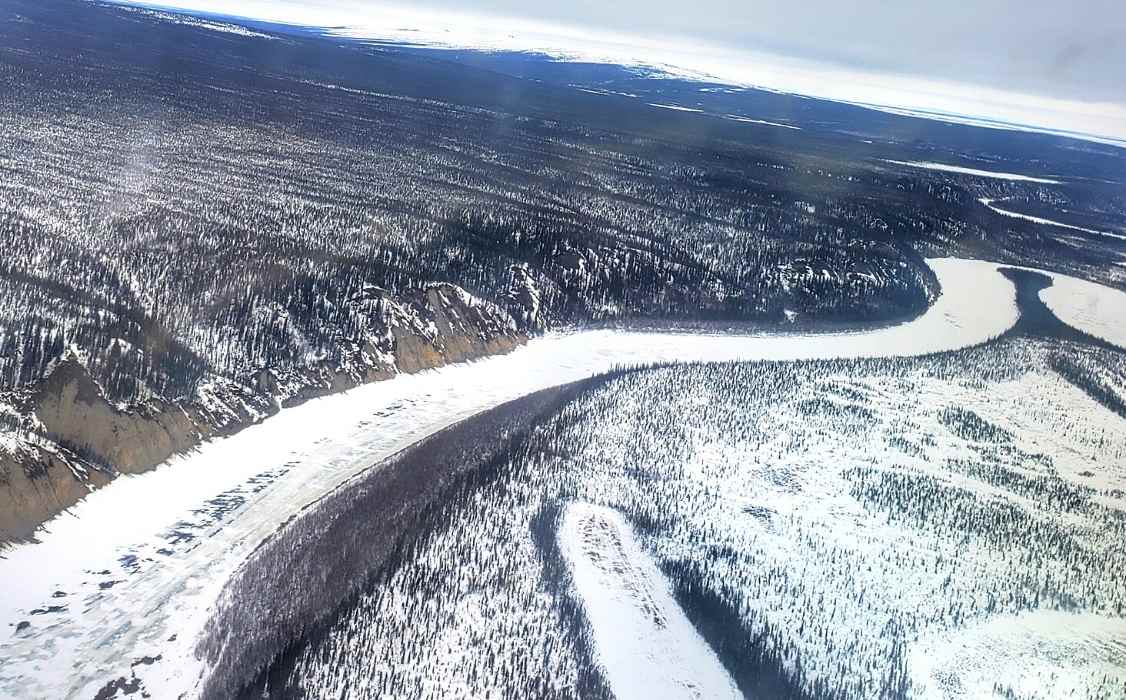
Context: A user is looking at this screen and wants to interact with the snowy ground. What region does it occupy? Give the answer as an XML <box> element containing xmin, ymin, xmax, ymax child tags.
<box><xmin>0</xmin><ymin>258</ymin><xmax>1120</xmax><ymax>698</ymax></box>
<box><xmin>909</xmin><ymin>610</ymin><xmax>1126</xmax><ymax>699</ymax></box>
<box><xmin>1031</xmin><ymin>267</ymin><xmax>1126</xmax><ymax>348</ymax></box>
<box><xmin>238</xmin><ymin>338</ymin><xmax>1126</xmax><ymax>699</ymax></box>
<box><xmin>559</xmin><ymin>503</ymin><xmax>743</xmax><ymax>700</ymax></box>
<box><xmin>562</xmin><ymin>355</ymin><xmax>1126</xmax><ymax>698</ymax></box>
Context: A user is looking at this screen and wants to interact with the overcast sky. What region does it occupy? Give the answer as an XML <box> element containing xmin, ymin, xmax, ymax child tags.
<box><xmin>124</xmin><ymin>0</ymin><xmax>1126</xmax><ymax>140</ymax></box>
<box><xmin>404</xmin><ymin>1</ymin><xmax>1123</xmax><ymax>105</ymax></box>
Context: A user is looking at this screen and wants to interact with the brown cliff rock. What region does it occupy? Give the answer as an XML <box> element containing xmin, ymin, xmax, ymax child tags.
<box><xmin>0</xmin><ymin>443</ymin><xmax>113</xmax><ymax>542</ymax></box>
<box><xmin>31</xmin><ymin>358</ymin><xmax>200</xmax><ymax>474</ymax></box>
<box><xmin>0</xmin><ymin>283</ymin><xmax>526</xmax><ymax>543</ymax></box>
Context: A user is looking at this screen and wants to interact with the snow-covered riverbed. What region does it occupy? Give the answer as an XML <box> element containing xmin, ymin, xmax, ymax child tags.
<box><xmin>0</xmin><ymin>257</ymin><xmax>1120</xmax><ymax>698</ymax></box>
<box><xmin>1038</xmin><ymin>271</ymin><xmax>1126</xmax><ymax>347</ymax></box>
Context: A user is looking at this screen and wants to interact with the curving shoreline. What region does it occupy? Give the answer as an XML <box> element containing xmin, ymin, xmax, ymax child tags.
<box><xmin>197</xmin><ymin>381</ymin><xmax>599</xmax><ymax>700</ymax></box>
<box><xmin>195</xmin><ymin>260</ymin><xmax>1126</xmax><ymax>700</ymax></box>
<box><xmin>0</xmin><ymin>282</ymin><xmax>528</xmax><ymax>544</ymax></box>
<box><xmin>0</xmin><ymin>257</ymin><xmax>1121</xmax><ymax>698</ymax></box>
<box><xmin>1037</xmin><ymin>271</ymin><xmax>1126</xmax><ymax>348</ymax></box>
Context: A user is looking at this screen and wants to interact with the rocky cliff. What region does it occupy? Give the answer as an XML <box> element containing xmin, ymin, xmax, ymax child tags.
<box><xmin>0</xmin><ymin>282</ymin><xmax>528</xmax><ymax>543</ymax></box>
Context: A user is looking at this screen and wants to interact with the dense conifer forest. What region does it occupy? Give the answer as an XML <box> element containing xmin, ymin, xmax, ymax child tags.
<box><xmin>2</xmin><ymin>0</ymin><xmax>1122</xmax><ymax>404</ymax></box>
<box><xmin>2</xmin><ymin>3</ymin><xmax>1125</xmax><ymax>698</ymax></box>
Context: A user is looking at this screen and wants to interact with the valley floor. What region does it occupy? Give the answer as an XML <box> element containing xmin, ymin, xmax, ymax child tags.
<box><xmin>1</xmin><ymin>258</ymin><xmax>1122</xmax><ymax>699</ymax></box>
<box><xmin>214</xmin><ymin>330</ymin><xmax>1126</xmax><ymax>700</ymax></box>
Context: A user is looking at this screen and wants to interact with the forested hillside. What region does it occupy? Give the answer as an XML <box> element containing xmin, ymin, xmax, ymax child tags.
<box><xmin>5</xmin><ymin>0</ymin><xmax>1115</xmax><ymax>405</ymax></box>
<box><xmin>1</xmin><ymin>0</ymin><xmax>1124</xmax><ymax>538</ymax></box>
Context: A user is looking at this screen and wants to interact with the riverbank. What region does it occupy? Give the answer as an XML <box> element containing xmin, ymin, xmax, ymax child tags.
<box><xmin>2</xmin><ymin>257</ymin><xmax>1117</xmax><ymax>699</ymax></box>
<box><xmin>0</xmin><ymin>282</ymin><xmax>526</xmax><ymax>543</ymax></box>
<box><xmin>198</xmin><ymin>324</ymin><xmax>1126</xmax><ymax>699</ymax></box>
<box><xmin>197</xmin><ymin>380</ymin><xmax>600</xmax><ymax>700</ymax></box>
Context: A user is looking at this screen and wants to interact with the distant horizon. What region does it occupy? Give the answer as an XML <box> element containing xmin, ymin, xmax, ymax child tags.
<box><xmin>106</xmin><ymin>0</ymin><xmax>1126</xmax><ymax>146</ymax></box>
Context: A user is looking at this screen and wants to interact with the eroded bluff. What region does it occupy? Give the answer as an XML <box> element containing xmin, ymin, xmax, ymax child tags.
<box><xmin>0</xmin><ymin>283</ymin><xmax>527</xmax><ymax>542</ymax></box>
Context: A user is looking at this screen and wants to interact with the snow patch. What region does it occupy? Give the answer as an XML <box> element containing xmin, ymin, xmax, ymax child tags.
<box><xmin>559</xmin><ymin>502</ymin><xmax>741</xmax><ymax>700</ymax></box>
<box><xmin>1036</xmin><ymin>271</ymin><xmax>1126</xmax><ymax>349</ymax></box>
<box><xmin>118</xmin><ymin>6</ymin><xmax>278</xmax><ymax>39</ymax></box>
<box><xmin>725</xmin><ymin>115</ymin><xmax>802</xmax><ymax>130</ymax></box>
<box><xmin>576</xmin><ymin>87</ymin><xmax>639</xmax><ymax>98</ymax></box>
<box><xmin>885</xmin><ymin>160</ymin><xmax>1061</xmax><ymax>184</ymax></box>
<box><xmin>648</xmin><ymin>103</ymin><xmax>704</xmax><ymax>113</ymax></box>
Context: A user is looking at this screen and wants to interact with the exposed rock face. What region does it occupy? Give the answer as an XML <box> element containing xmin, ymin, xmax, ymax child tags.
<box><xmin>0</xmin><ymin>442</ymin><xmax>113</xmax><ymax>542</ymax></box>
<box><xmin>505</xmin><ymin>265</ymin><xmax>543</xmax><ymax>331</ymax></box>
<box><xmin>32</xmin><ymin>358</ymin><xmax>200</xmax><ymax>474</ymax></box>
<box><xmin>0</xmin><ymin>283</ymin><xmax>526</xmax><ymax>543</ymax></box>
<box><xmin>244</xmin><ymin>281</ymin><xmax>525</xmax><ymax>408</ymax></box>
<box><xmin>393</xmin><ymin>283</ymin><xmax>523</xmax><ymax>372</ymax></box>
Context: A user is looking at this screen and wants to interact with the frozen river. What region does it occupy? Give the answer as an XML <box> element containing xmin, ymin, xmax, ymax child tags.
<box><xmin>0</xmin><ymin>257</ymin><xmax>1121</xmax><ymax>698</ymax></box>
